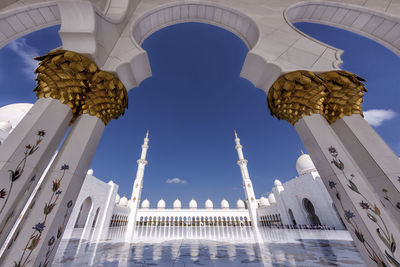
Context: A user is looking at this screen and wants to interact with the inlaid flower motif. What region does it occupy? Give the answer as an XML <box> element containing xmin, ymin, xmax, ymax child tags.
<box><xmin>61</xmin><ymin>164</ymin><xmax>69</xmax><ymax>170</ymax></box>
<box><xmin>396</xmin><ymin>202</ymin><xmax>400</xmax><ymax>210</ymax></box>
<box><xmin>57</xmin><ymin>226</ymin><xmax>63</xmax><ymax>239</ymax></box>
<box><xmin>382</xmin><ymin>188</ymin><xmax>388</xmax><ymax>193</ymax></box>
<box><xmin>67</xmin><ymin>200</ymin><xmax>73</xmax><ymax>208</ymax></box>
<box><xmin>48</xmin><ymin>236</ymin><xmax>55</xmax><ymax>246</ymax></box>
<box><xmin>328</xmin><ymin>181</ymin><xmax>336</xmax><ymax>189</ymax></box>
<box><xmin>359</xmin><ymin>201</ymin><xmax>370</xmax><ymax>210</ymax></box>
<box><xmin>55</xmin><ymin>190</ymin><xmax>62</xmax><ymax>195</ymax></box>
<box><xmin>328</xmin><ymin>146</ymin><xmax>338</xmax><ymax>157</ymax></box>
<box><xmin>33</xmin><ymin>222</ymin><xmax>45</xmax><ymax>233</ymax></box>
<box><xmin>25</xmin><ymin>145</ymin><xmax>32</xmax><ymax>149</ymax></box>
<box><xmin>344</xmin><ymin>210</ymin><xmax>355</xmax><ymax>220</ymax></box>
<box><xmin>355</xmin><ymin>229</ymin><xmax>365</xmax><ymax>243</ymax></box>
<box><xmin>0</xmin><ymin>188</ymin><xmax>7</xmax><ymax>199</ymax></box>
<box><xmin>38</xmin><ymin>130</ymin><xmax>46</xmax><ymax>137</ymax></box>
<box><xmin>52</xmin><ymin>179</ymin><xmax>61</xmax><ymax>192</ymax></box>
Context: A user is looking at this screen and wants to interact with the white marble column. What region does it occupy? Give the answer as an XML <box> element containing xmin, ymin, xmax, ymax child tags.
<box><xmin>0</xmin><ymin>98</ymin><xmax>72</xmax><ymax>247</ymax></box>
<box><xmin>331</xmin><ymin>114</ymin><xmax>400</xmax><ymax>226</ymax></box>
<box><xmin>296</xmin><ymin>114</ymin><xmax>400</xmax><ymax>266</ymax></box>
<box><xmin>0</xmin><ymin>114</ymin><xmax>104</xmax><ymax>267</ymax></box>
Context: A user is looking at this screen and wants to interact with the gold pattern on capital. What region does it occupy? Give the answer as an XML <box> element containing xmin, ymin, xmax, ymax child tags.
<box><xmin>33</xmin><ymin>50</ymin><xmax>128</xmax><ymax>125</ymax></box>
<box><xmin>318</xmin><ymin>71</ymin><xmax>367</xmax><ymax>124</ymax></box>
<box><xmin>268</xmin><ymin>70</ymin><xmax>367</xmax><ymax>125</ymax></box>
<box><xmin>267</xmin><ymin>70</ymin><xmax>327</xmax><ymax>125</ymax></box>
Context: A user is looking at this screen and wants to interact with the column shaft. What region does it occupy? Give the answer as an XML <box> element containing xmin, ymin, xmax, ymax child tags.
<box><xmin>1</xmin><ymin>115</ymin><xmax>104</xmax><ymax>267</ymax></box>
<box><xmin>332</xmin><ymin>114</ymin><xmax>400</xmax><ymax>225</ymax></box>
<box><xmin>296</xmin><ymin>114</ymin><xmax>400</xmax><ymax>266</ymax></box>
<box><xmin>0</xmin><ymin>98</ymin><xmax>72</xmax><ymax>247</ymax></box>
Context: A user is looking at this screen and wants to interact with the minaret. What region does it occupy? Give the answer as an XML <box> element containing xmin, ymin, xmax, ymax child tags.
<box><xmin>234</xmin><ymin>130</ymin><xmax>258</xmax><ymax>227</ymax></box>
<box><xmin>126</xmin><ymin>131</ymin><xmax>149</xmax><ymax>242</ymax></box>
<box><xmin>130</xmin><ymin>130</ymin><xmax>149</xmax><ymax>200</ymax></box>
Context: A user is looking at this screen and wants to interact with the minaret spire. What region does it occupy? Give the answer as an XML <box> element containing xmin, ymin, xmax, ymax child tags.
<box><xmin>234</xmin><ymin>131</ymin><xmax>258</xmax><ymax>227</ymax></box>
<box><xmin>126</xmin><ymin>131</ymin><xmax>150</xmax><ymax>241</ymax></box>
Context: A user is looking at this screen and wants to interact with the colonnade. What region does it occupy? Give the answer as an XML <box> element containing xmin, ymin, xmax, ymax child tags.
<box><xmin>137</xmin><ymin>215</ymin><xmax>250</xmax><ymax>227</ymax></box>
<box><xmin>110</xmin><ymin>215</ymin><xmax>129</xmax><ymax>227</ymax></box>
<box><xmin>259</xmin><ymin>214</ymin><xmax>282</xmax><ymax>227</ymax></box>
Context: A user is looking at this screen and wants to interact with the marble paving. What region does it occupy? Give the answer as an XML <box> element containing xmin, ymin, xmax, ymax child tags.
<box><xmin>53</xmin><ymin>228</ymin><xmax>365</xmax><ymax>266</ymax></box>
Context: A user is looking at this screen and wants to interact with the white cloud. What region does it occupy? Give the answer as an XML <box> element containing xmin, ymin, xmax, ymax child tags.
<box><xmin>8</xmin><ymin>38</ymin><xmax>39</xmax><ymax>80</ymax></box>
<box><xmin>166</xmin><ymin>178</ymin><xmax>187</xmax><ymax>184</ymax></box>
<box><xmin>363</xmin><ymin>109</ymin><xmax>397</xmax><ymax>127</ymax></box>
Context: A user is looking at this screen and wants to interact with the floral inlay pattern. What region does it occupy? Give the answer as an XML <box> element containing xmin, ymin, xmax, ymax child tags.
<box><xmin>328</xmin><ymin>146</ymin><xmax>399</xmax><ymax>267</ymax></box>
<box><xmin>0</xmin><ymin>130</ymin><xmax>45</xmax><ymax>215</ymax></box>
<box><xmin>13</xmin><ymin>164</ymin><xmax>71</xmax><ymax>267</ymax></box>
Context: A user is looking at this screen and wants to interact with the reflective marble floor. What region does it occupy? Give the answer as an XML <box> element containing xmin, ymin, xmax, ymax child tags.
<box><xmin>53</xmin><ymin>227</ymin><xmax>365</xmax><ymax>266</ymax></box>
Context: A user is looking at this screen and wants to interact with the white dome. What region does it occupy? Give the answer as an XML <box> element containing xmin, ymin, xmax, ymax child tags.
<box><xmin>274</xmin><ymin>179</ymin><xmax>282</xmax><ymax>186</ymax></box>
<box><xmin>141</xmin><ymin>198</ymin><xmax>150</xmax><ymax>209</ymax></box>
<box><xmin>205</xmin><ymin>199</ymin><xmax>213</xmax><ymax>209</ymax></box>
<box><xmin>296</xmin><ymin>154</ymin><xmax>316</xmax><ymax>175</ymax></box>
<box><xmin>0</xmin><ymin>121</ymin><xmax>12</xmax><ymax>132</ymax></box>
<box><xmin>259</xmin><ymin>197</ymin><xmax>270</xmax><ymax>206</ymax></box>
<box><xmin>221</xmin><ymin>199</ymin><xmax>229</xmax><ymax>209</ymax></box>
<box><xmin>268</xmin><ymin>193</ymin><xmax>276</xmax><ymax>204</ymax></box>
<box><xmin>236</xmin><ymin>199</ymin><xmax>245</xmax><ymax>209</ymax></box>
<box><xmin>87</xmin><ymin>169</ymin><xmax>94</xmax><ymax>176</ymax></box>
<box><xmin>189</xmin><ymin>199</ymin><xmax>197</xmax><ymax>209</ymax></box>
<box><xmin>0</xmin><ymin>103</ymin><xmax>33</xmax><ymax>128</ymax></box>
<box><xmin>115</xmin><ymin>194</ymin><xmax>120</xmax><ymax>204</ymax></box>
<box><xmin>173</xmin><ymin>198</ymin><xmax>181</xmax><ymax>209</ymax></box>
<box><xmin>157</xmin><ymin>199</ymin><xmax>166</xmax><ymax>209</ymax></box>
<box><xmin>119</xmin><ymin>196</ymin><xmax>128</xmax><ymax>206</ymax></box>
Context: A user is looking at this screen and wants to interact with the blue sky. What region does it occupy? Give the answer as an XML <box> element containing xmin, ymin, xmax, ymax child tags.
<box><xmin>0</xmin><ymin>22</ymin><xmax>398</xmax><ymax>208</ymax></box>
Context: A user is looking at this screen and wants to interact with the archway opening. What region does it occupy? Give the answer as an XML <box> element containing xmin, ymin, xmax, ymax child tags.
<box><xmin>74</xmin><ymin>197</ymin><xmax>93</xmax><ymax>228</ymax></box>
<box><xmin>303</xmin><ymin>198</ymin><xmax>321</xmax><ymax>226</ymax></box>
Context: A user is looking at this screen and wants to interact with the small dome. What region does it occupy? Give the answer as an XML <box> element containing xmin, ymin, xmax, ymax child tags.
<box><xmin>221</xmin><ymin>199</ymin><xmax>229</xmax><ymax>209</ymax></box>
<box><xmin>157</xmin><ymin>199</ymin><xmax>166</xmax><ymax>209</ymax></box>
<box><xmin>115</xmin><ymin>194</ymin><xmax>120</xmax><ymax>204</ymax></box>
<box><xmin>268</xmin><ymin>193</ymin><xmax>276</xmax><ymax>204</ymax></box>
<box><xmin>274</xmin><ymin>179</ymin><xmax>282</xmax><ymax>186</ymax></box>
<box><xmin>296</xmin><ymin>154</ymin><xmax>316</xmax><ymax>175</ymax></box>
<box><xmin>173</xmin><ymin>198</ymin><xmax>181</xmax><ymax>209</ymax></box>
<box><xmin>87</xmin><ymin>169</ymin><xmax>94</xmax><ymax>176</ymax></box>
<box><xmin>119</xmin><ymin>196</ymin><xmax>128</xmax><ymax>206</ymax></box>
<box><xmin>205</xmin><ymin>198</ymin><xmax>213</xmax><ymax>209</ymax></box>
<box><xmin>236</xmin><ymin>199</ymin><xmax>245</xmax><ymax>209</ymax></box>
<box><xmin>0</xmin><ymin>121</ymin><xmax>12</xmax><ymax>132</ymax></box>
<box><xmin>259</xmin><ymin>197</ymin><xmax>270</xmax><ymax>206</ymax></box>
<box><xmin>141</xmin><ymin>198</ymin><xmax>150</xmax><ymax>209</ymax></box>
<box><xmin>189</xmin><ymin>199</ymin><xmax>197</xmax><ymax>209</ymax></box>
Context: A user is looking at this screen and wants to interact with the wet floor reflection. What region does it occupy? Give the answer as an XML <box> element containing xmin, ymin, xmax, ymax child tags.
<box><xmin>53</xmin><ymin>227</ymin><xmax>365</xmax><ymax>266</ymax></box>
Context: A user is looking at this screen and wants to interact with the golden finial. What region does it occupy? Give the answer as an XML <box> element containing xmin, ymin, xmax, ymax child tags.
<box><xmin>234</xmin><ymin>130</ymin><xmax>238</xmax><ymax>138</ymax></box>
<box><xmin>146</xmin><ymin>130</ymin><xmax>149</xmax><ymax>138</ymax></box>
<box><xmin>301</xmin><ymin>149</ymin><xmax>304</xmax><ymax>155</ymax></box>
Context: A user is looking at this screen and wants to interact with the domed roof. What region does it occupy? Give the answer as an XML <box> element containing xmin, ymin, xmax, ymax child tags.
<box><xmin>259</xmin><ymin>197</ymin><xmax>270</xmax><ymax>206</ymax></box>
<box><xmin>141</xmin><ymin>198</ymin><xmax>150</xmax><ymax>209</ymax></box>
<box><xmin>189</xmin><ymin>199</ymin><xmax>197</xmax><ymax>209</ymax></box>
<box><xmin>115</xmin><ymin>194</ymin><xmax>120</xmax><ymax>204</ymax></box>
<box><xmin>0</xmin><ymin>121</ymin><xmax>12</xmax><ymax>132</ymax></box>
<box><xmin>119</xmin><ymin>196</ymin><xmax>128</xmax><ymax>206</ymax></box>
<box><xmin>268</xmin><ymin>193</ymin><xmax>276</xmax><ymax>204</ymax></box>
<box><xmin>274</xmin><ymin>179</ymin><xmax>282</xmax><ymax>186</ymax></box>
<box><xmin>236</xmin><ymin>199</ymin><xmax>245</xmax><ymax>209</ymax></box>
<box><xmin>157</xmin><ymin>199</ymin><xmax>166</xmax><ymax>209</ymax></box>
<box><xmin>0</xmin><ymin>103</ymin><xmax>33</xmax><ymax>128</ymax></box>
<box><xmin>87</xmin><ymin>169</ymin><xmax>94</xmax><ymax>176</ymax></box>
<box><xmin>221</xmin><ymin>199</ymin><xmax>229</xmax><ymax>209</ymax></box>
<box><xmin>205</xmin><ymin>198</ymin><xmax>213</xmax><ymax>209</ymax></box>
<box><xmin>296</xmin><ymin>153</ymin><xmax>316</xmax><ymax>175</ymax></box>
<box><xmin>173</xmin><ymin>198</ymin><xmax>181</xmax><ymax>209</ymax></box>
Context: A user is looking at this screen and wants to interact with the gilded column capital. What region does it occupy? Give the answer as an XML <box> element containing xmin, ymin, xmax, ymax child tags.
<box><xmin>318</xmin><ymin>71</ymin><xmax>367</xmax><ymax>124</ymax></box>
<box><xmin>33</xmin><ymin>50</ymin><xmax>98</xmax><ymax>122</ymax></box>
<box><xmin>33</xmin><ymin>50</ymin><xmax>128</xmax><ymax>125</ymax></box>
<box><xmin>83</xmin><ymin>70</ymin><xmax>129</xmax><ymax>125</ymax></box>
<box><xmin>267</xmin><ymin>70</ymin><xmax>327</xmax><ymax>125</ymax></box>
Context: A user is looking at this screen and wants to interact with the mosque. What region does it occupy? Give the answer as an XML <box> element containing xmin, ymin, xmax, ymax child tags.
<box><xmin>0</xmin><ymin>103</ymin><xmax>345</xmax><ymax>244</ymax></box>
